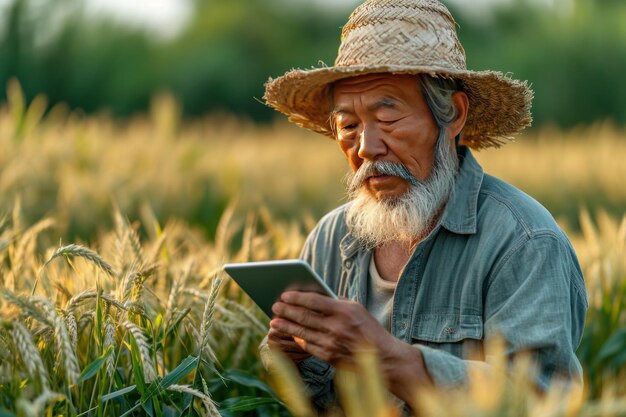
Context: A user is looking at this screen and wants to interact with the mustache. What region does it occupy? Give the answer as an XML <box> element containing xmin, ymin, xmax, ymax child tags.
<box><xmin>347</xmin><ymin>160</ymin><xmax>420</xmax><ymax>194</ymax></box>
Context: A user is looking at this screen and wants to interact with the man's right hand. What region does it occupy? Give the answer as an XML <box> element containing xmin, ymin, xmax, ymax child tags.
<box><xmin>267</xmin><ymin>328</ymin><xmax>312</xmax><ymax>364</ymax></box>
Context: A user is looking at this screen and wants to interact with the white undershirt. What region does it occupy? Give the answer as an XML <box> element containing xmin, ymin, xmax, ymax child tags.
<box><xmin>366</xmin><ymin>258</ymin><xmax>404</xmax><ymax>407</ymax></box>
<box><xmin>366</xmin><ymin>255</ymin><xmax>398</xmax><ymax>331</ymax></box>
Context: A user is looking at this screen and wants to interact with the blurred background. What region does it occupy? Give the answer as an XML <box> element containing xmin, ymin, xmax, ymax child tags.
<box><xmin>0</xmin><ymin>0</ymin><xmax>625</xmax><ymax>240</ymax></box>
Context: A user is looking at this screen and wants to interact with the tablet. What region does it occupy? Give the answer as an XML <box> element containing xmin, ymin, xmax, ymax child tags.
<box><xmin>223</xmin><ymin>259</ymin><xmax>337</xmax><ymax>318</ymax></box>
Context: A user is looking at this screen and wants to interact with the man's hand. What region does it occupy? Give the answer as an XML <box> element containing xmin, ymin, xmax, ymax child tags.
<box><xmin>270</xmin><ymin>290</ymin><xmax>432</xmax><ymax>404</ymax></box>
<box><xmin>267</xmin><ymin>328</ymin><xmax>311</xmax><ymax>364</ymax></box>
<box><xmin>270</xmin><ymin>291</ymin><xmax>391</xmax><ymax>366</ymax></box>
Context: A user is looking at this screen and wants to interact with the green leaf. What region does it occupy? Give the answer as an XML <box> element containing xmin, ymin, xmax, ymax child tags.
<box><xmin>220</xmin><ymin>396</ymin><xmax>282</xmax><ymax>412</ymax></box>
<box><xmin>0</xmin><ymin>407</ymin><xmax>17</xmax><ymax>417</ymax></box>
<box><xmin>141</xmin><ymin>399</ymin><xmax>155</xmax><ymax>417</ymax></box>
<box><xmin>596</xmin><ymin>328</ymin><xmax>626</xmax><ymax>362</ymax></box>
<box><xmin>128</xmin><ymin>334</ymin><xmax>147</xmax><ymax>395</ymax></box>
<box><xmin>609</xmin><ymin>346</ymin><xmax>626</xmax><ymax>370</ymax></box>
<box><xmin>120</xmin><ymin>402</ymin><xmax>142</xmax><ymax>417</ymax></box>
<box><xmin>159</xmin><ymin>356</ymin><xmax>198</xmax><ymax>390</ymax></box>
<box><xmin>165</xmin><ymin>308</ymin><xmax>191</xmax><ymax>339</ymax></box>
<box><xmin>101</xmin><ymin>385</ymin><xmax>137</xmax><ymax>402</ymax></box>
<box><xmin>222</xmin><ymin>369</ymin><xmax>280</xmax><ymax>400</ymax></box>
<box><xmin>78</xmin><ymin>346</ymin><xmax>114</xmax><ymax>383</ymax></box>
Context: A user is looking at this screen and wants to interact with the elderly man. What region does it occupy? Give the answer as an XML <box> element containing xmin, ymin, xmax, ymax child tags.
<box><xmin>261</xmin><ymin>0</ymin><xmax>587</xmax><ymax>411</ymax></box>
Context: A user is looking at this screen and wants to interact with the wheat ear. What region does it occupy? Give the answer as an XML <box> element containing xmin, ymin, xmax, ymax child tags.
<box><xmin>167</xmin><ymin>385</ymin><xmax>221</xmax><ymax>417</ymax></box>
<box><xmin>0</xmin><ymin>290</ymin><xmax>52</xmax><ymax>326</ymax></box>
<box><xmin>14</xmin><ymin>218</ymin><xmax>55</xmax><ymax>262</ymax></box>
<box><xmin>198</xmin><ymin>277</ymin><xmax>222</xmax><ymax>365</ymax></box>
<box><xmin>102</xmin><ymin>316</ymin><xmax>116</xmax><ymax>378</ymax></box>
<box><xmin>124</xmin><ymin>321</ymin><xmax>157</xmax><ymax>383</ymax></box>
<box><xmin>31</xmin><ymin>296</ymin><xmax>80</xmax><ymax>385</ymax></box>
<box><xmin>65</xmin><ymin>290</ymin><xmax>127</xmax><ymax>313</ymax></box>
<box><xmin>51</xmin><ymin>308</ymin><xmax>80</xmax><ymax>385</ymax></box>
<box><xmin>62</xmin><ymin>310</ymin><xmax>77</xmax><ymax>351</ymax></box>
<box><xmin>15</xmin><ymin>391</ymin><xmax>66</xmax><ymax>416</ymax></box>
<box><xmin>10</xmin><ymin>322</ymin><xmax>50</xmax><ymax>391</ymax></box>
<box><xmin>166</xmin><ymin>261</ymin><xmax>193</xmax><ymax>322</ymax></box>
<box><xmin>44</xmin><ymin>244</ymin><xmax>116</xmax><ymax>277</ymax></box>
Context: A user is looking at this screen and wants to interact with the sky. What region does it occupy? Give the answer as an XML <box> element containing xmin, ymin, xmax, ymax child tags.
<box><xmin>0</xmin><ymin>0</ymin><xmax>570</xmax><ymax>40</ymax></box>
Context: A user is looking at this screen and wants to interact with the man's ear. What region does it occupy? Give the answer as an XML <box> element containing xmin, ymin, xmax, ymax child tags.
<box><xmin>446</xmin><ymin>91</ymin><xmax>469</xmax><ymax>139</ymax></box>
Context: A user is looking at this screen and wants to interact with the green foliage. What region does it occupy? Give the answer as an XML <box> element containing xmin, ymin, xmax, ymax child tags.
<box><xmin>574</xmin><ymin>211</ymin><xmax>626</xmax><ymax>397</ymax></box>
<box><xmin>450</xmin><ymin>0</ymin><xmax>626</xmax><ymax>127</ymax></box>
<box><xmin>0</xmin><ymin>0</ymin><xmax>624</xmax><ymax>126</ymax></box>
<box><xmin>0</xmin><ymin>204</ymin><xmax>296</xmax><ymax>416</ymax></box>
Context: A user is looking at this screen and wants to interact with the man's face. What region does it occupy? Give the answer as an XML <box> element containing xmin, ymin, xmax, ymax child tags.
<box><xmin>332</xmin><ymin>74</ymin><xmax>441</xmax><ymax>201</ymax></box>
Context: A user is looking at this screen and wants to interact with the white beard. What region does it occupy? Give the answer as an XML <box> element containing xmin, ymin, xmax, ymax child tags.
<box><xmin>345</xmin><ymin>135</ymin><xmax>459</xmax><ymax>249</ymax></box>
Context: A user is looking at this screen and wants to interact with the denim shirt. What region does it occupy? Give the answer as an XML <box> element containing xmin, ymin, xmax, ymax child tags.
<box><xmin>291</xmin><ymin>147</ymin><xmax>588</xmax><ymax>408</ymax></box>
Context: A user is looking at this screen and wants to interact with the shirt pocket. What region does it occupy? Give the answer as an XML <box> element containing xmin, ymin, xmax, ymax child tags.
<box><xmin>410</xmin><ymin>314</ymin><xmax>484</xmax><ymax>359</ymax></box>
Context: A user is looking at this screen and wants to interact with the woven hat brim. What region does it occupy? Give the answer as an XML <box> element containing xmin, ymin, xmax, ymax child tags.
<box><xmin>264</xmin><ymin>65</ymin><xmax>533</xmax><ymax>149</ymax></box>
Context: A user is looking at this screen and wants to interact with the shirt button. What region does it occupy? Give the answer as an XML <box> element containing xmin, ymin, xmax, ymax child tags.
<box><xmin>344</xmin><ymin>260</ymin><xmax>352</xmax><ymax>268</ymax></box>
<box><xmin>399</xmin><ymin>321</ymin><xmax>407</xmax><ymax>330</ymax></box>
<box><xmin>444</xmin><ymin>326</ymin><xmax>455</xmax><ymax>334</ymax></box>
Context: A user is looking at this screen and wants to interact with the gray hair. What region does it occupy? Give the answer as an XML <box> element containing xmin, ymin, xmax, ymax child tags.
<box><xmin>418</xmin><ymin>75</ymin><xmax>460</xmax><ymax>136</ymax></box>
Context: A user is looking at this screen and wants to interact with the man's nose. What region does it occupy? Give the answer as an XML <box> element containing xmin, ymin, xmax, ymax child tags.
<box><xmin>357</xmin><ymin>122</ymin><xmax>386</xmax><ymax>160</ymax></box>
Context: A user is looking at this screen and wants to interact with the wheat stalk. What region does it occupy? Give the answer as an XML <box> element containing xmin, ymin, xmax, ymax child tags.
<box><xmin>166</xmin><ymin>261</ymin><xmax>193</xmax><ymax>323</ymax></box>
<box><xmin>128</xmin><ymin>225</ymin><xmax>144</xmax><ymax>267</ymax></box>
<box><xmin>167</xmin><ymin>384</ymin><xmax>221</xmax><ymax>417</ymax></box>
<box><xmin>231</xmin><ymin>329</ymin><xmax>250</xmax><ymax>368</ymax></box>
<box><xmin>198</xmin><ymin>276</ymin><xmax>222</xmax><ymax>365</ymax></box>
<box><xmin>102</xmin><ymin>316</ymin><xmax>116</xmax><ymax>378</ymax></box>
<box><xmin>77</xmin><ymin>310</ymin><xmax>94</xmax><ymax>334</ymax></box>
<box><xmin>0</xmin><ymin>289</ymin><xmax>52</xmax><ymax>326</ymax></box>
<box><xmin>44</xmin><ymin>244</ymin><xmax>116</xmax><ymax>277</ymax></box>
<box><xmin>50</xmin><ymin>308</ymin><xmax>80</xmax><ymax>385</ymax></box>
<box><xmin>16</xmin><ymin>390</ymin><xmax>66</xmax><ymax>417</ymax></box>
<box><xmin>181</xmin><ymin>287</ymin><xmax>207</xmax><ymax>301</ymax></box>
<box><xmin>30</xmin><ymin>296</ymin><xmax>80</xmax><ymax>385</ymax></box>
<box><xmin>10</xmin><ymin>322</ymin><xmax>50</xmax><ymax>391</ymax></box>
<box><xmin>144</xmin><ymin>232</ymin><xmax>167</xmax><ymax>268</ymax></box>
<box><xmin>224</xmin><ymin>299</ymin><xmax>267</xmax><ymax>334</ymax></box>
<box><xmin>121</xmin><ymin>266</ymin><xmax>157</xmax><ymax>306</ymax></box>
<box><xmin>124</xmin><ymin>321</ymin><xmax>157</xmax><ymax>383</ymax></box>
<box><xmin>63</xmin><ymin>310</ymin><xmax>77</xmax><ymax>351</ymax></box>
<box><xmin>65</xmin><ymin>290</ymin><xmax>98</xmax><ymax>312</ymax></box>
<box><xmin>120</xmin><ymin>268</ymin><xmax>137</xmax><ymax>303</ymax></box>
<box><xmin>113</xmin><ymin>210</ymin><xmax>131</xmax><ymax>270</ymax></box>
<box><xmin>11</xmin><ymin>217</ymin><xmax>55</xmax><ymax>279</ymax></box>
<box><xmin>65</xmin><ymin>290</ymin><xmax>128</xmax><ymax>313</ymax></box>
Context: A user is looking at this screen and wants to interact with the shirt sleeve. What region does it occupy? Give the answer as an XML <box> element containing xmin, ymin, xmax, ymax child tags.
<box><xmin>414</xmin><ymin>232</ymin><xmax>588</xmax><ymax>389</ymax></box>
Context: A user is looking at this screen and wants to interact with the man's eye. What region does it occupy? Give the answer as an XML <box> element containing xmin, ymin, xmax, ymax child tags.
<box><xmin>341</xmin><ymin>124</ymin><xmax>357</xmax><ymax>131</ymax></box>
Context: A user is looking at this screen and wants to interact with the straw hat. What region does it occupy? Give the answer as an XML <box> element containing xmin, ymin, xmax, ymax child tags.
<box><xmin>263</xmin><ymin>0</ymin><xmax>533</xmax><ymax>149</ymax></box>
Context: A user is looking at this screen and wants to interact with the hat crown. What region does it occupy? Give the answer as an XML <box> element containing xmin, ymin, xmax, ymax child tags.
<box><xmin>336</xmin><ymin>0</ymin><xmax>466</xmax><ymax>71</ymax></box>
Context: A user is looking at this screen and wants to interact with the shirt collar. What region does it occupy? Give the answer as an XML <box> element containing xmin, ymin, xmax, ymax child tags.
<box><xmin>439</xmin><ymin>146</ymin><xmax>484</xmax><ymax>235</ymax></box>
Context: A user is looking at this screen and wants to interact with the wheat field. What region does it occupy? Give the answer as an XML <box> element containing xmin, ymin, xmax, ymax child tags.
<box><xmin>0</xmin><ymin>83</ymin><xmax>625</xmax><ymax>416</ymax></box>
